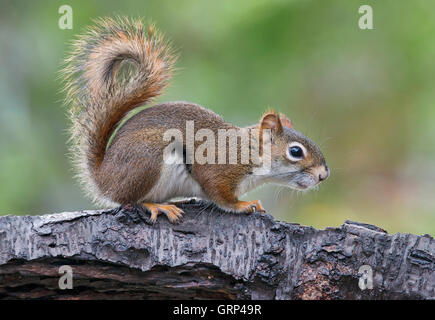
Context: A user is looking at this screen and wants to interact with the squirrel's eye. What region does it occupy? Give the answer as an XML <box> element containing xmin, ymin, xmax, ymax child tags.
<box><xmin>287</xmin><ymin>142</ymin><xmax>306</xmax><ymax>161</ymax></box>
<box><xmin>290</xmin><ymin>146</ymin><xmax>303</xmax><ymax>158</ymax></box>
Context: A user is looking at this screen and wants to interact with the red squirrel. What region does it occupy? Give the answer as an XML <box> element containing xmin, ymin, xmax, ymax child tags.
<box><xmin>62</xmin><ymin>17</ymin><xmax>329</xmax><ymax>224</ymax></box>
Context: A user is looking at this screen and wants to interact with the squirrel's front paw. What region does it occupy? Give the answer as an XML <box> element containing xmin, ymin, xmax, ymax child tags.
<box><xmin>234</xmin><ymin>200</ymin><xmax>266</xmax><ymax>214</ymax></box>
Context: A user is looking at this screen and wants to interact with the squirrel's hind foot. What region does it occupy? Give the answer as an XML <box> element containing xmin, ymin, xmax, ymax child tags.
<box><xmin>114</xmin><ymin>203</ymin><xmax>184</xmax><ymax>225</ymax></box>
<box><xmin>142</xmin><ymin>203</ymin><xmax>184</xmax><ymax>224</ymax></box>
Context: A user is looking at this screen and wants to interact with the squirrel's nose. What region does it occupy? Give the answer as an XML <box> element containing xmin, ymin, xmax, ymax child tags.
<box><xmin>318</xmin><ymin>165</ymin><xmax>329</xmax><ymax>182</ymax></box>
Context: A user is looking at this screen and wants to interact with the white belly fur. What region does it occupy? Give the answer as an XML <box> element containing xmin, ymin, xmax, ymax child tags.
<box><xmin>235</xmin><ymin>167</ymin><xmax>269</xmax><ymax>197</ymax></box>
<box><xmin>143</xmin><ymin>154</ymin><xmax>206</xmax><ymax>203</ymax></box>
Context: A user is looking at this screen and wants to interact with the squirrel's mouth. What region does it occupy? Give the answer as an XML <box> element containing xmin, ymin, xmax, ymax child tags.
<box><xmin>274</xmin><ymin>171</ymin><xmax>320</xmax><ymax>190</ymax></box>
<box><xmin>293</xmin><ymin>172</ymin><xmax>320</xmax><ymax>190</ymax></box>
<box><xmin>296</xmin><ymin>182</ymin><xmax>309</xmax><ymax>189</ymax></box>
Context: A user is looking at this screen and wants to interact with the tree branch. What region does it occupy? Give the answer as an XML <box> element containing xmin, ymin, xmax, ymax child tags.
<box><xmin>0</xmin><ymin>200</ymin><xmax>433</xmax><ymax>299</ymax></box>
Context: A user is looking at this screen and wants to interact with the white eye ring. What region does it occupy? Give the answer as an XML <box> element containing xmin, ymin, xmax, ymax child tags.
<box><xmin>286</xmin><ymin>142</ymin><xmax>306</xmax><ymax>162</ymax></box>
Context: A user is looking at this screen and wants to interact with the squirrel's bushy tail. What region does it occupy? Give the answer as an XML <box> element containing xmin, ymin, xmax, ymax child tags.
<box><xmin>62</xmin><ymin>17</ymin><xmax>176</xmax><ymax>204</ymax></box>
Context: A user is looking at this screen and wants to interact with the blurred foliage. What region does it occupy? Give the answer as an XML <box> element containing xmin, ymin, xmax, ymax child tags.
<box><xmin>0</xmin><ymin>0</ymin><xmax>434</xmax><ymax>235</ymax></box>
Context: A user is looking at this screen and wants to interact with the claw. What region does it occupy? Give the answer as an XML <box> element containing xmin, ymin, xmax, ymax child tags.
<box><xmin>148</xmin><ymin>209</ymin><xmax>159</xmax><ymax>224</ymax></box>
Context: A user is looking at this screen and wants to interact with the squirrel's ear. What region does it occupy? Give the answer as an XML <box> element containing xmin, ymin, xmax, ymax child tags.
<box><xmin>279</xmin><ymin>113</ymin><xmax>294</xmax><ymax>129</ymax></box>
<box><xmin>260</xmin><ymin>111</ymin><xmax>283</xmax><ymax>134</ymax></box>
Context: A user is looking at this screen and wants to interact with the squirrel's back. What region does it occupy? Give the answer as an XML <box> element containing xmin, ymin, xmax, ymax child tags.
<box><xmin>62</xmin><ymin>17</ymin><xmax>176</xmax><ymax>205</ymax></box>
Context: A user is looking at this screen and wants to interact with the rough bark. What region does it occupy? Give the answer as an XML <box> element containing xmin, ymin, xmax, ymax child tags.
<box><xmin>0</xmin><ymin>200</ymin><xmax>433</xmax><ymax>300</ymax></box>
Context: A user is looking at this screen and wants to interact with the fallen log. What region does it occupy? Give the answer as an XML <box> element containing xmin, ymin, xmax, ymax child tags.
<box><xmin>0</xmin><ymin>200</ymin><xmax>433</xmax><ymax>299</ymax></box>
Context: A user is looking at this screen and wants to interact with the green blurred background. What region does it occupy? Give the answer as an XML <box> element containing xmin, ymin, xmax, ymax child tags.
<box><xmin>0</xmin><ymin>0</ymin><xmax>434</xmax><ymax>235</ymax></box>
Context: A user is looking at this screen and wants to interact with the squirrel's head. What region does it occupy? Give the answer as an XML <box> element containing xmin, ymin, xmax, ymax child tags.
<box><xmin>258</xmin><ymin>111</ymin><xmax>329</xmax><ymax>191</ymax></box>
